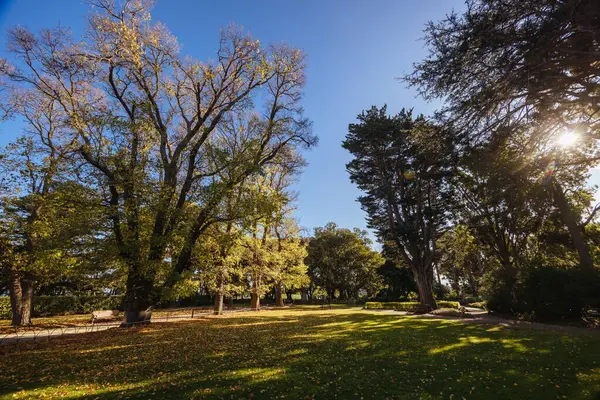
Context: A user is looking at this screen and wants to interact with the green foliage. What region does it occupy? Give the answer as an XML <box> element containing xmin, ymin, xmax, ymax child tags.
<box><xmin>365</xmin><ymin>301</ymin><xmax>460</xmax><ymax>311</ymax></box>
<box><xmin>0</xmin><ymin>296</ymin><xmax>124</xmax><ymax>319</ymax></box>
<box><xmin>467</xmin><ymin>302</ymin><xmax>487</xmax><ymax>310</ymax></box>
<box><xmin>437</xmin><ymin>225</ymin><xmax>484</xmax><ymax>297</ymax></box>
<box><xmin>375</xmin><ymin>259</ymin><xmax>417</xmax><ymax>301</ymax></box>
<box><xmin>306</xmin><ymin>223</ymin><xmax>384</xmax><ymax>300</ymax></box>
<box><xmin>0</xmin><ymin>297</ymin><xmax>10</xmax><ymax>320</ymax></box>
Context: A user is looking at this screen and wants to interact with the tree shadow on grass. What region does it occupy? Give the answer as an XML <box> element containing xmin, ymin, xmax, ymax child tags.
<box><xmin>1</xmin><ymin>311</ymin><xmax>599</xmax><ymax>399</ymax></box>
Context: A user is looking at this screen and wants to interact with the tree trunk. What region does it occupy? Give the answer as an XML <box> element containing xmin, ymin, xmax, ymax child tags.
<box><xmin>121</xmin><ymin>265</ymin><xmax>154</xmax><ymax>327</ymax></box>
<box><xmin>301</xmin><ymin>289</ymin><xmax>308</xmax><ymax>301</ymax></box>
<box><xmin>551</xmin><ymin>179</ymin><xmax>594</xmax><ymax>272</ymax></box>
<box><xmin>413</xmin><ymin>266</ymin><xmax>437</xmax><ymax>311</ymax></box>
<box><xmin>275</xmin><ymin>284</ymin><xmax>284</xmax><ymax>307</ymax></box>
<box><xmin>214</xmin><ymin>293</ymin><xmax>224</xmax><ymax>315</ymax></box>
<box><xmin>250</xmin><ymin>292</ymin><xmax>260</xmax><ymax>310</ymax></box>
<box><xmin>467</xmin><ymin>271</ymin><xmax>478</xmax><ymax>297</ymax></box>
<box><xmin>214</xmin><ymin>273</ymin><xmax>224</xmax><ymax>315</ymax></box>
<box><xmin>8</xmin><ymin>267</ymin><xmax>33</xmax><ymax>326</ymax></box>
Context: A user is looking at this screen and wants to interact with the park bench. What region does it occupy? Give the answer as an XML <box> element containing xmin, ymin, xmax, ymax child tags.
<box><xmin>91</xmin><ymin>309</ymin><xmax>120</xmax><ymax>324</ymax></box>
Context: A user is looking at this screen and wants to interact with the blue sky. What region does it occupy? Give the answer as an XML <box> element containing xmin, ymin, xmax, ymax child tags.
<box><xmin>2</xmin><ymin>0</ymin><xmax>596</xmax><ymax>236</ymax></box>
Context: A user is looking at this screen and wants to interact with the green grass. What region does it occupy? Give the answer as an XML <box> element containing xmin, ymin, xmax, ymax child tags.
<box><xmin>0</xmin><ymin>308</ymin><xmax>599</xmax><ymax>399</ymax></box>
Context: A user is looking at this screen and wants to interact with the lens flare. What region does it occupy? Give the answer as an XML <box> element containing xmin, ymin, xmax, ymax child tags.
<box><xmin>557</xmin><ymin>131</ymin><xmax>578</xmax><ymax>148</ymax></box>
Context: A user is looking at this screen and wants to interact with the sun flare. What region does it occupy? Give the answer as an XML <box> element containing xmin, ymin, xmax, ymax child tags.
<box><xmin>557</xmin><ymin>131</ymin><xmax>578</xmax><ymax>148</ymax></box>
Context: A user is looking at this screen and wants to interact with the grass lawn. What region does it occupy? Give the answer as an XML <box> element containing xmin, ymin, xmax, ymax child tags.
<box><xmin>0</xmin><ymin>308</ymin><xmax>599</xmax><ymax>399</ymax></box>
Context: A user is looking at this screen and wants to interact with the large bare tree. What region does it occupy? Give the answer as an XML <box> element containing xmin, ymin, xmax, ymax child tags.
<box><xmin>1</xmin><ymin>0</ymin><xmax>315</xmax><ymax>324</ymax></box>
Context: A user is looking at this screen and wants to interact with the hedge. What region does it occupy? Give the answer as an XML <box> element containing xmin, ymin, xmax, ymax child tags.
<box><xmin>365</xmin><ymin>301</ymin><xmax>460</xmax><ymax>311</ymax></box>
<box><xmin>0</xmin><ymin>295</ymin><xmax>124</xmax><ymax>320</ymax></box>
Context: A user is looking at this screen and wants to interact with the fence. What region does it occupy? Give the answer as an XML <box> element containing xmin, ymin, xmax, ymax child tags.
<box><xmin>0</xmin><ymin>306</ymin><xmax>256</xmax><ymax>345</ymax></box>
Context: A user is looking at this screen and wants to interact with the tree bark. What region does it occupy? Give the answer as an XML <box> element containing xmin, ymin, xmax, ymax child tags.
<box><xmin>551</xmin><ymin>179</ymin><xmax>594</xmax><ymax>272</ymax></box>
<box><xmin>8</xmin><ymin>267</ymin><xmax>33</xmax><ymax>326</ymax></box>
<box><xmin>413</xmin><ymin>266</ymin><xmax>437</xmax><ymax>311</ymax></box>
<box><xmin>121</xmin><ymin>263</ymin><xmax>154</xmax><ymax>326</ymax></box>
<box><xmin>214</xmin><ymin>293</ymin><xmax>224</xmax><ymax>315</ymax></box>
<box><xmin>214</xmin><ymin>273</ymin><xmax>224</xmax><ymax>315</ymax></box>
<box><xmin>250</xmin><ymin>292</ymin><xmax>260</xmax><ymax>310</ymax></box>
<box><xmin>275</xmin><ymin>284</ymin><xmax>284</xmax><ymax>307</ymax></box>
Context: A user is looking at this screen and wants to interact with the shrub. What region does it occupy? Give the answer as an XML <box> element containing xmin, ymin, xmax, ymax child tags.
<box><xmin>430</xmin><ymin>307</ymin><xmax>472</xmax><ymax>318</ymax></box>
<box><xmin>519</xmin><ymin>267</ymin><xmax>600</xmax><ymax>319</ymax></box>
<box><xmin>0</xmin><ymin>297</ymin><xmax>11</xmax><ymax>319</ymax></box>
<box><xmin>486</xmin><ymin>266</ymin><xmax>600</xmax><ymax>320</ymax></box>
<box><xmin>467</xmin><ymin>301</ymin><xmax>487</xmax><ymax>310</ymax></box>
<box><xmin>365</xmin><ymin>301</ymin><xmax>460</xmax><ymax>311</ymax></box>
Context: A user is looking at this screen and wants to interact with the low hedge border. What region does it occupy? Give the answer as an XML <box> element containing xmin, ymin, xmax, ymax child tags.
<box><xmin>365</xmin><ymin>301</ymin><xmax>460</xmax><ymax>311</ymax></box>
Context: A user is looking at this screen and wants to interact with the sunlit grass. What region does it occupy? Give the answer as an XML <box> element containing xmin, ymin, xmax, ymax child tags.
<box><xmin>0</xmin><ymin>308</ymin><xmax>599</xmax><ymax>399</ymax></box>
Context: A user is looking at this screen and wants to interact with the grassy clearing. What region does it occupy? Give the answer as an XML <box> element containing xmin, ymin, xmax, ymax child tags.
<box><xmin>0</xmin><ymin>308</ymin><xmax>599</xmax><ymax>399</ymax></box>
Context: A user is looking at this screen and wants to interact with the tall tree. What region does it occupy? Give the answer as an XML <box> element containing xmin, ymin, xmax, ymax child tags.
<box><xmin>0</xmin><ymin>89</ymin><xmax>105</xmax><ymax>325</ymax></box>
<box><xmin>271</xmin><ymin>219</ymin><xmax>309</xmax><ymax>307</ymax></box>
<box><xmin>343</xmin><ymin>107</ymin><xmax>451</xmax><ymax>310</ymax></box>
<box><xmin>406</xmin><ymin>0</ymin><xmax>600</xmax><ymax>271</ymax></box>
<box><xmin>1</xmin><ymin>0</ymin><xmax>316</xmax><ymax>324</ymax></box>
<box><xmin>306</xmin><ymin>223</ymin><xmax>383</xmax><ymax>302</ymax></box>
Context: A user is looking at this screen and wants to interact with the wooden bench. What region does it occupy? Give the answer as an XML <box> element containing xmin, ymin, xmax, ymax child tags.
<box><xmin>91</xmin><ymin>309</ymin><xmax>120</xmax><ymax>324</ymax></box>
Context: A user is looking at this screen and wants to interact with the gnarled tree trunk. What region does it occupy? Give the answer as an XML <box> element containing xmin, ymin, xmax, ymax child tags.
<box><xmin>412</xmin><ymin>265</ymin><xmax>437</xmax><ymax>311</ymax></box>
<box><xmin>121</xmin><ymin>262</ymin><xmax>154</xmax><ymax>327</ymax></box>
<box><xmin>8</xmin><ymin>267</ymin><xmax>34</xmax><ymax>326</ymax></box>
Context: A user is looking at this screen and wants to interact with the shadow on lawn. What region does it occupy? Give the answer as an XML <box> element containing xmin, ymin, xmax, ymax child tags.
<box><xmin>1</xmin><ymin>311</ymin><xmax>599</xmax><ymax>399</ymax></box>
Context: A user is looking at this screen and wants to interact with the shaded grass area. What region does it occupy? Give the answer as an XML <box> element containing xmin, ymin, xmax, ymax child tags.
<box><xmin>1</xmin><ymin>309</ymin><xmax>599</xmax><ymax>399</ymax></box>
<box><xmin>0</xmin><ymin>315</ymin><xmax>92</xmax><ymax>335</ymax></box>
<box><xmin>0</xmin><ymin>308</ymin><xmax>217</xmax><ymax>335</ymax></box>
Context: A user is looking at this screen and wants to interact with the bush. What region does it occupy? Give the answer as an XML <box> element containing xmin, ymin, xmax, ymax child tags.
<box><xmin>467</xmin><ymin>301</ymin><xmax>487</xmax><ymax>310</ymax></box>
<box><xmin>0</xmin><ymin>297</ymin><xmax>11</xmax><ymax>319</ymax></box>
<box><xmin>486</xmin><ymin>266</ymin><xmax>600</xmax><ymax>320</ymax></box>
<box><xmin>519</xmin><ymin>267</ymin><xmax>600</xmax><ymax>319</ymax></box>
<box><xmin>0</xmin><ymin>295</ymin><xmax>124</xmax><ymax>320</ymax></box>
<box><xmin>430</xmin><ymin>307</ymin><xmax>472</xmax><ymax>318</ymax></box>
<box><xmin>365</xmin><ymin>301</ymin><xmax>460</xmax><ymax>311</ymax></box>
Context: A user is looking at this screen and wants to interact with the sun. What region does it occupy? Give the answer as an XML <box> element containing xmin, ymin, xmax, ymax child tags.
<box><xmin>557</xmin><ymin>131</ymin><xmax>578</xmax><ymax>148</ymax></box>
